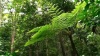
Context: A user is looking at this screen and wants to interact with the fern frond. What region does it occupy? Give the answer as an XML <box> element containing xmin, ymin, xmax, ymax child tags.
<box><xmin>25</xmin><ymin>2</ymin><xmax>87</xmax><ymax>46</ymax></box>
<box><xmin>47</xmin><ymin>3</ymin><xmax>63</xmax><ymax>18</ymax></box>
<box><xmin>27</xmin><ymin>26</ymin><xmax>42</xmax><ymax>33</ymax></box>
<box><xmin>25</xmin><ymin>25</ymin><xmax>55</xmax><ymax>46</ymax></box>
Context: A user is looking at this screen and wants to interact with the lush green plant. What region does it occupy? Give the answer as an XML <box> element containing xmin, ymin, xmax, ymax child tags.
<box><xmin>1</xmin><ymin>0</ymin><xmax>100</xmax><ymax>56</ymax></box>
<box><xmin>25</xmin><ymin>1</ymin><xmax>86</xmax><ymax>46</ymax></box>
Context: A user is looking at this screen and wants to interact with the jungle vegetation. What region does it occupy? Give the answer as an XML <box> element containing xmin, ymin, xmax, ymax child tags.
<box><xmin>0</xmin><ymin>0</ymin><xmax>100</xmax><ymax>56</ymax></box>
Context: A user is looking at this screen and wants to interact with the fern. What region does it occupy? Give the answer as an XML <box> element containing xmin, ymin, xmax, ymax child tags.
<box><xmin>25</xmin><ymin>25</ymin><xmax>56</xmax><ymax>46</ymax></box>
<box><xmin>27</xmin><ymin>26</ymin><xmax>42</xmax><ymax>33</ymax></box>
<box><xmin>25</xmin><ymin>2</ymin><xmax>86</xmax><ymax>46</ymax></box>
<box><xmin>47</xmin><ymin>2</ymin><xmax>63</xmax><ymax>18</ymax></box>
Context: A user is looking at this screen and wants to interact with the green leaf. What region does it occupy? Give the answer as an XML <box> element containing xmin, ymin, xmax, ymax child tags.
<box><xmin>25</xmin><ymin>25</ymin><xmax>55</xmax><ymax>46</ymax></box>
<box><xmin>27</xmin><ymin>26</ymin><xmax>42</xmax><ymax>33</ymax></box>
<box><xmin>25</xmin><ymin>2</ymin><xmax>87</xmax><ymax>46</ymax></box>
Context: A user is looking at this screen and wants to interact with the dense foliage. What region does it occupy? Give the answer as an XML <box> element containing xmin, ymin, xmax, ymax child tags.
<box><xmin>0</xmin><ymin>0</ymin><xmax>100</xmax><ymax>56</ymax></box>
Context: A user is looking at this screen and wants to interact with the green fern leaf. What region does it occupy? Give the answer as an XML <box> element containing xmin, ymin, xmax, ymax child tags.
<box><xmin>25</xmin><ymin>2</ymin><xmax>86</xmax><ymax>46</ymax></box>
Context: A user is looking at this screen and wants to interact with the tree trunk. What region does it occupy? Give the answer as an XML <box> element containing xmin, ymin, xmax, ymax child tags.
<box><xmin>29</xmin><ymin>46</ymin><xmax>32</xmax><ymax>56</ymax></box>
<box><xmin>0</xmin><ymin>0</ymin><xmax>2</xmax><ymax>26</ymax></box>
<box><xmin>36</xmin><ymin>43</ymin><xmax>39</xmax><ymax>56</ymax></box>
<box><xmin>58</xmin><ymin>32</ymin><xmax>67</xmax><ymax>56</ymax></box>
<box><xmin>57</xmin><ymin>41</ymin><xmax>62</xmax><ymax>56</ymax></box>
<box><xmin>11</xmin><ymin>27</ymin><xmax>15</xmax><ymax>53</ymax></box>
<box><xmin>11</xmin><ymin>13</ymin><xmax>17</xmax><ymax>53</ymax></box>
<box><xmin>68</xmin><ymin>35</ymin><xmax>78</xmax><ymax>56</ymax></box>
<box><xmin>11</xmin><ymin>14</ymin><xmax>16</xmax><ymax>53</ymax></box>
<box><xmin>46</xmin><ymin>39</ymin><xmax>49</xmax><ymax>56</ymax></box>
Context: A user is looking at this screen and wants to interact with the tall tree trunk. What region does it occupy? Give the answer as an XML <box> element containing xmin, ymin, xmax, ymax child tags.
<box><xmin>0</xmin><ymin>0</ymin><xmax>2</xmax><ymax>26</ymax></box>
<box><xmin>29</xmin><ymin>46</ymin><xmax>32</xmax><ymax>56</ymax></box>
<box><xmin>58</xmin><ymin>32</ymin><xmax>67</xmax><ymax>56</ymax></box>
<box><xmin>11</xmin><ymin>13</ymin><xmax>17</xmax><ymax>53</ymax></box>
<box><xmin>68</xmin><ymin>35</ymin><xmax>78</xmax><ymax>56</ymax></box>
<box><xmin>11</xmin><ymin>27</ymin><xmax>16</xmax><ymax>53</ymax></box>
<box><xmin>36</xmin><ymin>43</ymin><xmax>39</xmax><ymax>56</ymax></box>
<box><xmin>57</xmin><ymin>41</ymin><xmax>62</xmax><ymax>56</ymax></box>
<box><xmin>11</xmin><ymin>16</ymin><xmax>16</xmax><ymax>53</ymax></box>
<box><xmin>46</xmin><ymin>39</ymin><xmax>49</xmax><ymax>56</ymax></box>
